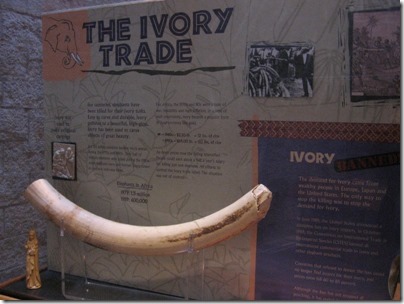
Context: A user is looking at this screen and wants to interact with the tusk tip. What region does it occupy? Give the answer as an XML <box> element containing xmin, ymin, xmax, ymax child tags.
<box><xmin>252</xmin><ymin>184</ymin><xmax>272</xmax><ymax>219</ymax></box>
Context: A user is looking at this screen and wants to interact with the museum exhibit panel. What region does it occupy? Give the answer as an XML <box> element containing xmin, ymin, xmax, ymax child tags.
<box><xmin>1</xmin><ymin>0</ymin><xmax>399</xmax><ymax>300</ymax></box>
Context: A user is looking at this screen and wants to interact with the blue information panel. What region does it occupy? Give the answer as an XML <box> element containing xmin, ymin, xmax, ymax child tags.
<box><xmin>255</xmin><ymin>137</ymin><xmax>400</xmax><ymax>300</ymax></box>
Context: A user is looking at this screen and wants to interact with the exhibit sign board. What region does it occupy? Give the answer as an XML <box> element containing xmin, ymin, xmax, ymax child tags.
<box><xmin>42</xmin><ymin>0</ymin><xmax>400</xmax><ymax>300</ymax></box>
<box><xmin>250</xmin><ymin>122</ymin><xmax>400</xmax><ymax>300</ymax></box>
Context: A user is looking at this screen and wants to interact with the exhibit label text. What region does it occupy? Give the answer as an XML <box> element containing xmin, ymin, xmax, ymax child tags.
<box><xmin>82</xmin><ymin>8</ymin><xmax>234</xmax><ymax>67</ymax></box>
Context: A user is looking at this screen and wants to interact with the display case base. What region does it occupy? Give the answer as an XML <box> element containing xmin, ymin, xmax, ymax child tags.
<box><xmin>0</xmin><ymin>269</ymin><xmax>184</xmax><ymax>301</ymax></box>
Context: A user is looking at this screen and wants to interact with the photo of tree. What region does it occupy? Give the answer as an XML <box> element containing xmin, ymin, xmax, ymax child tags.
<box><xmin>349</xmin><ymin>8</ymin><xmax>400</xmax><ymax>102</ymax></box>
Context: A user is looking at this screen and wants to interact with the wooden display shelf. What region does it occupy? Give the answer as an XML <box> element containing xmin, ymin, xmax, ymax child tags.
<box><xmin>0</xmin><ymin>269</ymin><xmax>184</xmax><ymax>300</ymax></box>
<box><xmin>0</xmin><ymin>269</ymin><xmax>65</xmax><ymax>300</ymax></box>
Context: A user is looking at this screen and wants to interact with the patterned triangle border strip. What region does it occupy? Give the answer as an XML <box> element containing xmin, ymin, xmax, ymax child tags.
<box><xmin>238</xmin><ymin>120</ymin><xmax>400</xmax><ymax>143</ymax></box>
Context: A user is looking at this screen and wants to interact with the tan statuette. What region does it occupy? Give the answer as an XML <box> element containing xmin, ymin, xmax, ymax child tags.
<box><xmin>24</xmin><ymin>179</ymin><xmax>272</xmax><ymax>256</ymax></box>
<box><xmin>25</xmin><ymin>229</ymin><xmax>42</xmax><ymax>289</ymax></box>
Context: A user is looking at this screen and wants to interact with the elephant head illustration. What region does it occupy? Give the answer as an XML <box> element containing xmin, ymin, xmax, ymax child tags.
<box><xmin>45</xmin><ymin>18</ymin><xmax>84</xmax><ymax>69</ymax></box>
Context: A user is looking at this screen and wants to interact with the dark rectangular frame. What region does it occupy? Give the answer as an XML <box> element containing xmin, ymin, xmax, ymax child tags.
<box><xmin>349</xmin><ymin>7</ymin><xmax>400</xmax><ymax>102</ymax></box>
<box><xmin>51</xmin><ymin>142</ymin><xmax>77</xmax><ymax>181</ymax></box>
<box><xmin>246</xmin><ymin>42</ymin><xmax>315</xmax><ymax>98</ymax></box>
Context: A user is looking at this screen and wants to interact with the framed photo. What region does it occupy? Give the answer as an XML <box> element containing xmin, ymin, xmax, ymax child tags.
<box><xmin>52</xmin><ymin>142</ymin><xmax>77</xmax><ymax>180</ymax></box>
<box><xmin>246</xmin><ymin>43</ymin><xmax>315</xmax><ymax>98</ymax></box>
<box><xmin>349</xmin><ymin>8</ymin><xmax>400</xmax><ymax>102</ymax></box>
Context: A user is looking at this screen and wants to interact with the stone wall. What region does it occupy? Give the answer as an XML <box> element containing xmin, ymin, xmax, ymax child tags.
<box><xmin>0</xmin><ymin>0</ymin><xmax>134</xmax><ymax>284</ymax></box>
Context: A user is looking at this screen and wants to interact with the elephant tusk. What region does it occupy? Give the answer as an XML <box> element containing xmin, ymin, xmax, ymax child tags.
<box><xmin>70</xmin><ymin>52</ymin><xmax>83</xmax><ymax>66</ymax></box>
<box><xmin>24</xmin><ymin>179</ymin><xmax>272</xmax><ymax>256</ymax></box>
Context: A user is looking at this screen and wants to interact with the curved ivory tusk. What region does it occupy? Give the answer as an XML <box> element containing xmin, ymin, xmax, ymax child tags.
<box><xmin>24</xmin><ymin>179</ymin><xmax>272</xmax><ymax>256</ymax></box>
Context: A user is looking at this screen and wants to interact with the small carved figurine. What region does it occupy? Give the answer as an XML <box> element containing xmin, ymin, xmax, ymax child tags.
<box><xmin>25</xmin><ymin>229</ymin><xmax>41</xmax><ymax>289</ymax></box>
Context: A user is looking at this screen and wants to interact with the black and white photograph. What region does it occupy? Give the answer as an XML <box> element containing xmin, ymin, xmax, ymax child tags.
<box><xmin>349</xmin><ymin>8</ymin><xmax>400</xmax><ymax>102</ymax></box>
<box><xmin>52</xmin><ymin>142</ymin><xmax>76</xmax><ymax>180</ymax></box>
<box><xmin>247</xmin><ymin>43</ymin><xmax>315</xmax><ymax>98</ymax></box>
